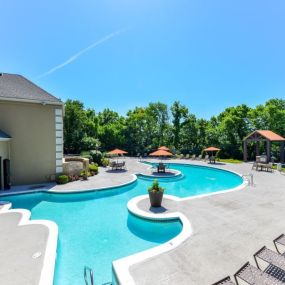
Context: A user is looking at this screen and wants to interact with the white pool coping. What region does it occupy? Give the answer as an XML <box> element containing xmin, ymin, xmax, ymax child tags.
<box><xmin>112</xmin><ymin>195</ymin><xmax>192</xmax><ymax>285</ymax></box>
<box><xmin>0</xmin><ymin>202</ymin><xmax>58</xmax><ymax>285</ymax></box>
<box><xmin>112</xmin><ymin>167</ymin><xmax>248</xmax><ymax>285</ymax></box>
<box><xmin>0</xmin><ymin>162</ymin><xmax>247</xmax><ymax>285</ymax></box>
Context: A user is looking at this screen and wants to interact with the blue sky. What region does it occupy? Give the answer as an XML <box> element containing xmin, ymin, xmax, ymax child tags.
<box><xmin>1</xmin><ymin>0</ymin><xmax>284</xmax><ymax>118</ymax></box>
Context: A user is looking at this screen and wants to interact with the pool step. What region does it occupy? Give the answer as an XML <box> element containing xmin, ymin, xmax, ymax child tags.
<box><xmin>84</xmin><ymin>266</ymin><xmax>94</xmax><ymax>285</ymax></box>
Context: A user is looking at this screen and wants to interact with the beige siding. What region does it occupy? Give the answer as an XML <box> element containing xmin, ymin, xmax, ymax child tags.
<box><xmin>0</xmin><ymin>101</ymin><xmax>63</xmax><ymax>185</ymax></box>
<box><xmin>0</xmin><ymin>141</ymin><xmax>9</xmax><ymax>188</ymax></box>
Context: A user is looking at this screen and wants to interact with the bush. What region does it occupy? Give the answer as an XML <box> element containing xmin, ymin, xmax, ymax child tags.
<box><xmin>56</xmin><ymin>175</ymin><xmax>69</xmax><ymax>184</ymax></box>
<box><xmin>80</xmin><ymin>154</ymin><xmax>93</xmax><ymax>163</ymax></box>
<box><xmin>89</xmin><ymin>163</ymin><xmax>99</xmax><ymax>175</ymax></box>
<box><xmin>90</xmin><ymin>150</ymin><xmax>103</xmax><ymax>165</ymax></box>
<box><xmin>148</xmin><ymin>179</ymin><xmax>164</xmax><ymax>193</ymax></box>
<box><xmin>101</xmin><ymin>158</ymin><xmax>110</xmax><ymax>167</ymax></box>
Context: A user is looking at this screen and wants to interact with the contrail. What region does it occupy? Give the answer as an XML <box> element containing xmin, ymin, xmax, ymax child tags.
<box><xmin>36</xmin><ymin>28</ymin><xmax>127</xmax><ymax>79</ymax></box>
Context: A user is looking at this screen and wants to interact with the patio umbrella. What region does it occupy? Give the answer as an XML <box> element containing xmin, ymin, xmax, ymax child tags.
<box><xmin>107</xmin><ymin>148</ymin><xmax>128</xmax><ymax>163</ymax></box>
<box><xmin>107</xmin><ymin>149</ymin><xmax>128</xmax><ymax>155</ymax></box>
<box><xmin>204</xmin><ymin>146</ymin><xmax>221</xmax><ymax>157</ymax></box>
<box><xmin>149</xmin><ymin>149</ymin><xmax>173</xmax><ymax>159</ymax></box>
<box><xmin>158</xmin><ymin>146</ymin><xmax>170</xmax><ymax>151</ymax></box>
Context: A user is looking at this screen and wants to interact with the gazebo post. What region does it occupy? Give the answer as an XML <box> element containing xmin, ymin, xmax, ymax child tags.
<box><xmin>256</xmin><ymin>141</ymin><xmax>260</xmax><ymax>156</ymax></box>
<box><xmin>266</xmin><ymin>140</ymin><xmax>271</xmax><ymax>162</ymax></box>
<box><xmin>243</xmin><ymin>140</ymin><xmax>248</xmax><ymax>162</ymax></box>
<box><xmin>280</xmin><ymin>142</ymin><xmax>285</xmax><ymax>163</ymax></box>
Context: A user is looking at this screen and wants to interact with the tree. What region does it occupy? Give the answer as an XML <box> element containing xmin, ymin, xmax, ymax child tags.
<box><xmin>171</xmin><ymin>101</ymin><xmax>188</xmax><ymax>149</ymax></box>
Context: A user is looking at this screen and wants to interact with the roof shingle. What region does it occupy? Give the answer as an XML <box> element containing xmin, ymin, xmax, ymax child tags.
<box><xmin>0</xmin><ymin>73</ymin><xmax>62</xmax><ymax>104</ymax></box>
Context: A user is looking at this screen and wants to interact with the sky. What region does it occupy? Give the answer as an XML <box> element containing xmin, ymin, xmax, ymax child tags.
<box><xmin>1</xmin><ymin>0</ymin><xmax>285</xmax><ymax>118</ymax></box>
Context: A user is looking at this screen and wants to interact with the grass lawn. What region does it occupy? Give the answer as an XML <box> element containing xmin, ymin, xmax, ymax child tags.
<box><xmin>217</xmin><ymin>158</ymin><xmax>243</xmax><ymax>164</ymax></box>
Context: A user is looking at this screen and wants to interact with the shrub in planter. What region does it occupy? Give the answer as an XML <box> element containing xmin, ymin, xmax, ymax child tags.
<box><xmin>56</xmin><ymin>175</ymin><xmax>69</xmax><ymax>185</ymax></box>
<box><xmin>89</xmin><ymin>163</ymin><xmax>99</xmax><ymax>175</ymax></box>
<box><xmin>101</xmin><ymin>158</ymin><xmax>110</xmax><ymax>167</ymax></box>
<box><xmin>148</xmin><ymin>179</ymin><xmax>165</xmax><ymax>207</ymax></box>
<box><xmin>80</xmin><ymin>170</ymin><xmax>90</xmax><ymax>180</ymax></box>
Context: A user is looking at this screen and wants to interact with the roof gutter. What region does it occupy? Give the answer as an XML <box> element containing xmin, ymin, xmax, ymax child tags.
<box><xmin>0</xmin><ymin>96</ymin><xmax>64</xmax><ymax>106</ymax></box>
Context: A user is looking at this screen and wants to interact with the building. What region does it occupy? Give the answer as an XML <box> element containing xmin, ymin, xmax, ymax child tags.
<box><xmin>0</xmin><ymin>73</ymin><xmax>64</xmax><ymax>188</ymax></box>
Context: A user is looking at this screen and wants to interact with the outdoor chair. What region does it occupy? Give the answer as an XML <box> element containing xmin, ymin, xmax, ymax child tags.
<box><xmin>212</xmin><ymin>276</ymin><xmax>235</xmax><ymax>285</ymax></box>
<box><xmin>109</xmin><ymin>161</ymin><xmax>117</xmax><ymax>170</ymax></box>
<box><xmin>209</xmin><ymin>156</ymin><xmax>216</xmax><ymax>164</ymax></box>
<box><xmin>234</xmin><ymin>262</ymin><xmax>283</xmax><ymax>285</ymax></box>
<box><xmin>191</xmin><ymin>154</ymin><xmax>196</xmax><ymax>160</ymax></box>
<box><xmin>274</xmin><ymin>234</ymin><xmax>285</xmax><ymax>254</ymax></box>
<box><xmin>254</xmin><ymin>246</ymin><xmax>285</xmax><ymax>272</ymax></box>
<box><xmin>157</xmin><ymin>163</ymin><xmax>166</xmax><ymax>173</ymax></box>
<box><xmin>197</xmin><ymin>154</ymin><xmax>202</xmax><ymax>160</ymax></box>
<box><xmin>204</xmin><ymin>154</ymin><xmax>209</xmax><ymax>162</ymax></box>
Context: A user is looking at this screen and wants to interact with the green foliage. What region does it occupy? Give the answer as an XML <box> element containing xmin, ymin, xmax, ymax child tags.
<box><xmin>89</xmin><ymin>163</ymin><xmax>99</xmax><ymax>174</ymax></box>
<box><xmin>217</xmin><ymin>158</ymin><xmax>243</xmax><ymax>164</ymax></box>
<box><xmin>56</xmin><ymin>175</ymin><xmax>69</xmax><ymax>184</ymax></box>
<box><xmin>148</xmin><ymin>179</ymin><xmax>165</xmax><ymax>193</ymax></box>
<box><xmin>63</xmin><ymin>98</ymin><xmax>285</xmax><ymax>161</ymax></box>
<box><xmin>81</xmin><ymin>137</ymin><xmax>101</xmax><ymax>151</ymax></box>
<box><xmin>80</xmin><ymin>170</ymin><xmax>90</xmax><ymax>178</ymax></box>
<box><xmin>101</xmin><ymin>158</ymin><xmax>110</xmax><ymax>167</ymax></box>
<box><xmin>90</xmin><ymin>150</ymin><xmax>103</xmax><ymax>165</ymax></box>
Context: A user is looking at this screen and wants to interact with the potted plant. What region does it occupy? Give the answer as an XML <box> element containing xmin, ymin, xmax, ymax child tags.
<box><xmin>148</xmin><ymin>179</ymin><xmax>165</xmax><ymax>207</ymax></box>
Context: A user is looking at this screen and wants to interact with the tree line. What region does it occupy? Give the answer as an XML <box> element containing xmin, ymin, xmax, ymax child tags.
<box><xmin>63</xmin><ymin>98</ymin><xmax>285</xmax><ymax>160</ymax></box>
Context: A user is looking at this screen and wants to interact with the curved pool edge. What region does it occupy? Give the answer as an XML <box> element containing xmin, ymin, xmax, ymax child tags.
<box><xmin>112</xmin><ymin>194</ymin><xmax>192</xmax><ymax>285</ymax></box>
<box><xmin>0</xmin><ymin>203</ymin><xmax>58</xmax><ymax>285</ymax></box>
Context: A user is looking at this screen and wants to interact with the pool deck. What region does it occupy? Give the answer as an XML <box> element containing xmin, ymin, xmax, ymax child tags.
<box><xmin>1</xmin><ymin>158</ymin><xmax>285</xmax><ymax>284</ymax></box>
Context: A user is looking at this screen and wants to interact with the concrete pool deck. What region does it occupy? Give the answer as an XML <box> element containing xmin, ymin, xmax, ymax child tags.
<box><xmin>0</xmin><ymin>158</ymin><xmax>285</xmax><ymax>284</ymax></box>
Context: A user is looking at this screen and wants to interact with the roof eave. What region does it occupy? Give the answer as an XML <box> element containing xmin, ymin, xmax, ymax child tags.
<box><xmin>0</xmin><ymin>96</ymin><xmax>63</xmax><ymax>106</ymax></box>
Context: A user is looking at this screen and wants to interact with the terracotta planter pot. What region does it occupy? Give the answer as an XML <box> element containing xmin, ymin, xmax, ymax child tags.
<box><xmin>148</xmin><ymin>191</ymin><xmax>163</xmax><ymax>207</ymax></box>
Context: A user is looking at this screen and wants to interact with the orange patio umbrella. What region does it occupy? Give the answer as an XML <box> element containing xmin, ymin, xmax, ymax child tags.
<box><xmin>204</xmin><ymin>147</ymin><xmax>221</xmax><ymax>152</ymax></box>
<box><xmin>204</xmin><ymin>146</ymin><xmax>221</xmax><ymax>157</ymax></box>
<box><xmin>107</xmin><ymin>148</ymin><xmax>128</xmax><ymax>155</ymax></box>
<box><xmin>149</xmin><ymin>149</ymin><xmax>173</xmax><ymax>157</ymax></box>
<box><xmin>107</xmin><ymin>148</ymin><xmax>128</xmax><ymax>162</ymax></box>
<box><xmin>158</xmin><ymin>146</ymin><xmax>170</xmax><ymax>151</ymax></box>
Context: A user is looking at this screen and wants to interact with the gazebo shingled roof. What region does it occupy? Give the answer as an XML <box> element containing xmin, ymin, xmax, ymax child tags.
<box><xmin>243</xmin><ymin>130</ymin><xmax>285</xmax><ymax>163</ymax></box>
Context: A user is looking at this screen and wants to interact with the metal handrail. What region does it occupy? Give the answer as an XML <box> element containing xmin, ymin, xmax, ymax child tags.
<box><xmin>242</xmin><ymin>173</ymin><xmax>254</xmax><ymax>186</ymax></box>
<box><xmin>84</xmin><ymin>266</ymin><xmax>94</xmax><ymax>285</ymax></box>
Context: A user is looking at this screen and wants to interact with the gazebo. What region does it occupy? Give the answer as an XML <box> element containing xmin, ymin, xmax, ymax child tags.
<box><xmin>243</xmin><ymin>130</ymin><xmax>285</xmax><ymax>163</ymax></box>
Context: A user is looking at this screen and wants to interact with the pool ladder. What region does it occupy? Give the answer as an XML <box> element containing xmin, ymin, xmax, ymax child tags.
<box><xmin>84</xmin><ymin>266</ymin><xmax>94</xmax><ymax>285</ymax></box>
<box><xmin>242</xmin><ymin>173</ymin><xmax>254</xmax><ymax>186</ymax></box>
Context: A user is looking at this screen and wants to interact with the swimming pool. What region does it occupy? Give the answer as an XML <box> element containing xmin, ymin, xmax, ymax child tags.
<box><xmin>1</xmin><ymin>163</ymin><xmax>243</xmax><ymax>285</ymax></box>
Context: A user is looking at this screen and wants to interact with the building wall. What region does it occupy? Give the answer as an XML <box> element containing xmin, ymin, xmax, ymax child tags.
<box><xmin>0</xmin><ymin>141</ymin><xmax>9</xmax><ymax>188</ymax></box>
<box><xmin>0</xmin><ymin>101</ymin><xmax>63</xmax><ymax>185</ymax></box>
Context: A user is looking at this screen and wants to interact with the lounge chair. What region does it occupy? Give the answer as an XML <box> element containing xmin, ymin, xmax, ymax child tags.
<box><xmin>191</xmin><ymin>154</ymin><xmax>196</xmax><ymax>160</ymax></box>
<box><xmin>274</xmin><ymin>234</ymin><xmax>285</xmax><ymax>254</ymax></box>
<box><xmin>197</xmin><ymin>154</ymin><xmax>202</xmax><ymax>160</ymax></box>
<box><xmin>157</xmin><ymin>163</ymin><xmax>166</xmax><ymax>173</ymax></box>
<box><xmin>212</xmin><ymin>276</ymin><xmax>235</xmax><ymax>285</ymax></box>
<box><xmin>254</xmin><ymin>246</ymin><xmax>285</xmax><ymax>272</ymax></box>
<box><xmin>234</xmin><ymin>262</ymin><xmax>283</xmax><ymax>285</ymax></box>
<box><xmin>204</xmin><ymin>154</ymin><xmax>209</xmax><ymax>162</ymax></box>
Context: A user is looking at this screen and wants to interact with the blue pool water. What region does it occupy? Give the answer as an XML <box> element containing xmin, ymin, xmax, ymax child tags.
<box><xmin>2</xmin><ymin>163</ymin><xmax>243</xmax><ymax>285</ymax></box>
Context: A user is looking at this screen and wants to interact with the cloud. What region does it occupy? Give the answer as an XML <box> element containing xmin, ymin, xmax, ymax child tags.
<box><xmin>36</xmin><ymin>28</ymin><xmax>127</xmax><ymax>79</ymax></box>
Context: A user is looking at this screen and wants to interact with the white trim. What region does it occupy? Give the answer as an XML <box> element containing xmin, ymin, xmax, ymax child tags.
<box><xmin>56</xmin><ymin>138</ymin><xmax>63</xmax><ymax>145</ymax></box>
<box><xmin>113</xmin><ymin>195</ymin><xmax>192</xmax><ymax>285</ymax></box>
<box><xmin>55</xmin><ymin>131</ymin><xmax>62</xmax><ymax>138</ymax></box>
<box><xmin>56</xmin><ymin>167</ymin><xmax>63</xmax><ymax>173</ymax></box>
<box><xmin>56</xmin><ymin>160</ymin><xmax>62</xmax><ymax>167</ymax></box>
<box><xmin>55</xmin><ymin>117</ymin><xmax>62</xmax><ymax>123</ymax></box>
<box><xmin>56</xmin><ymin>152</ymin><xmax>63</xmax><ymax>159</ymax></box>
<box><xmin>0</xmin><ymin>204</ymin><xmax>58</xmax><ymax>285</ymax></box>
<box><xmin>55</xmin><ymin>123</ymin><xmax>63</xmax><ymax>131</ymax></box>
<box><xmin>55</xmin><ymin>109</ymin><xmax>63</xmax><ymax>116</ymax></box>
<box><xmin>0</xmin><ymin>138</ymin><xmax>11</xmax><ymax>142</ymax></box>
<box><xmin>0</xmin><ymin>96</ymin><xmax>63</xmax><ymax>106</ymax></box>
<box><xmin>56</xmin><ymin>145</ymin><xmax>63</xmax><ymax>152</ymax></box>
